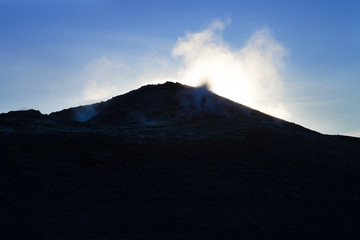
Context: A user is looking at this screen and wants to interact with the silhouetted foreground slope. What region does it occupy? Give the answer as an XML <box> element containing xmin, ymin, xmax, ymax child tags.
<box><xmin>1</xmin><ymin>82</ymin><xmax>360</xmax><ymax>239</ymax></box>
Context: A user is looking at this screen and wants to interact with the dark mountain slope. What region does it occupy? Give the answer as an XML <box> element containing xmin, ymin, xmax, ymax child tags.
<box><xmin>1</xmin><ymin>82</ymin><xmax>360</xmax><ymax>239</ymax></box>
<box><xmin>47</xmin><ymin>82</ymin><xmax>319</xmax><ymax>139</ymax></box>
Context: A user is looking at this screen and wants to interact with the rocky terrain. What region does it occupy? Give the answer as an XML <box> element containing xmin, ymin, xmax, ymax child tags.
<box><xmin>1</xmin><ymin>82</ymin><xmax>360</xmax><ymax>239</ymax></box>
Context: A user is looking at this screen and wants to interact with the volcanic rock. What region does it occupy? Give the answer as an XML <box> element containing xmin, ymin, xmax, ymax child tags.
<box><xmin>1</xmin><ymin>82</ymin><xmax>360</xmax><ymax>239</ymax></box>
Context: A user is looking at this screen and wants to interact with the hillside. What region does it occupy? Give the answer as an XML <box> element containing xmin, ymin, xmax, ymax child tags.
<box><xmin>1</xmin><ymin>82</ymin><xmax>360</xmax><ymax>239</ymax></box>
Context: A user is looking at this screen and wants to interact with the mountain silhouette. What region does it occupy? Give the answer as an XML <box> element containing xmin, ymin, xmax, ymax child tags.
<box><xmin>1</xmin><ymin>82</ymin><xmax>360</xmax><ymax>239</ymax></box>
<box><xmin>46</xmin><ymin>82</ymin><xmax>316</xmax><ymax>138</ymax></box>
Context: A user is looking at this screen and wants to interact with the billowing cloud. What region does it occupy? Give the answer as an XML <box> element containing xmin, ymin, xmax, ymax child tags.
<box><xmin>172</xmin><ymin>20</ymin><xmax>289</xmax><ymax>119</ymax></box>
<box><xmin>81</xmin><ymin>20</ymin><xmax>290</xmax><ymax>119</ymax></box>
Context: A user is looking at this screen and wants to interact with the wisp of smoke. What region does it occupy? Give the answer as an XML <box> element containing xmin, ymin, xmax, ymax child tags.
<box><xmin>73</xmin><ymin>105</ymin><xmax>98</xmax><ymax>122</ymax></box>
<box><xmin>139</xmin><ymin>113</ymin><xmax>163</xmax><ymax>126</ymax></box>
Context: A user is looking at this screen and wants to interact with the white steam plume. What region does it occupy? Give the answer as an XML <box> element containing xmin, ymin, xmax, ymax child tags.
<box><xmin>172</xmin><ymin>20</ymin><xmax>289</xmax><ymax>119</ymax></box>
<box><xmin>80</xmin><ymin>20</ymin><xmax>290</xmax><ymax>120</ymax></box>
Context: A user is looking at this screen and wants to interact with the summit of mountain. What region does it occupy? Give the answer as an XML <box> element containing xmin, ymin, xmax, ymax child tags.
<box><xmin>1</xmin><ymin>82</ymin><xmax>360</xmax><ymax>239</ymax></box>
<box><xmin>44</xmin><ymin>81</ymin><xmax>317</xmax><ymax>139</ymax></box>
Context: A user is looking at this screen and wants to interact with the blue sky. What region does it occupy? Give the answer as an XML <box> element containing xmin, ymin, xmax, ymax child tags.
<box><xmin>0</xmin><ymin>0</ymin><xmax>359</xmax><ymax>136</ymax></box>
